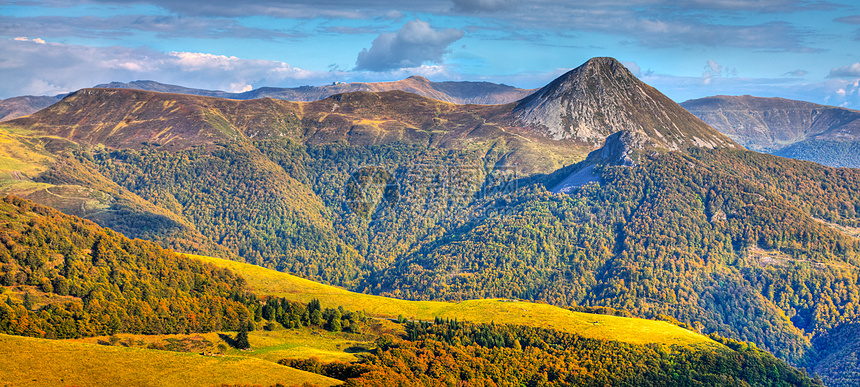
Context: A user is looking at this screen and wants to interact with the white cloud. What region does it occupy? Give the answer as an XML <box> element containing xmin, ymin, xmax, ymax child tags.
<box><xmin>355</xmin><ymin>19</ymin><xmax>464</xmax><ymax>72</ymax></box>
<box><xmin>230</xmin><ymin>83</ymin><xmax>253</xmax><ymax>93</ymax></box>
<box><xmin>0</xmin><ymin>38</ymin><xmax>338</xmax><ymax>98</ymax></box>
<box><xmin>701</xmin><ymin>60</ymin><xmax>738</xmax><ymax>85</ymax></box>
<box><xmin>0</xmin><ymin>38</ymin><xmax>466</xmax><ymax>99</ymax></box>
<box><xmin>828</xmin><ymin>63</ymin><xmax>860</xmax><ymax>78</ymax></box>
<box><xmin>171</xmin><ymin>52</ymin><xmax>243</xmax><ymax>70</ymax></box>
<box><xmin>13</xmin><ymin>37</ymin><xmax>46</xmax><ymax>44</ymax></box>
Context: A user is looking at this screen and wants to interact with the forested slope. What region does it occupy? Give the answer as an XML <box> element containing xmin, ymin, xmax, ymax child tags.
<box><xmin>0</xmin><ymin>195</ymin><xmax>254</xmax><ymax>337</ymax></box>
<box><xmin>0</xmin><ymin>195</ymin><xmax>825</xmax><ymax>387</ymax></box>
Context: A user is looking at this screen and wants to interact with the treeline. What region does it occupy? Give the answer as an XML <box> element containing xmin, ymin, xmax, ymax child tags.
<box><xmin>0</xmin><ymin>195</ymin><xmax>253</xmax><ymax>338</ymax></box>
<box><xmin>282</xmin><ymin>319</ymin><xmax>823</xmax><ymax>387</ymax></box>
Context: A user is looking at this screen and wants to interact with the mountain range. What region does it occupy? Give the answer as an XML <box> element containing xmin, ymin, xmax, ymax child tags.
<box><xmin>0</xmin><ymin>76</ymin><xmax>534</xmax><ymax>122</ymax></box>
<box><xmin>1</xmin><ymin>57</ymin><xmax>859</xmax><ymax>386</ymax></box>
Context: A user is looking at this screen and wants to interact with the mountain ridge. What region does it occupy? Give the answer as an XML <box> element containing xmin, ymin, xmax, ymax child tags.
<box><xmin>681</xmin><ymin>95</ymin><xmax>860</xmax><ymax>167</ymax></box>
<box><xmin>0</xmin><ymin>77</ymin><xmax>536</xmax><ymax>122</ymax></box>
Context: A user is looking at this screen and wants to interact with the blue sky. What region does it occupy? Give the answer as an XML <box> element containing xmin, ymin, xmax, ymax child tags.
<box><xmin>2</xmin><ymin>0</ymin><xmax>859</xmax><ymax>108</ymax></box>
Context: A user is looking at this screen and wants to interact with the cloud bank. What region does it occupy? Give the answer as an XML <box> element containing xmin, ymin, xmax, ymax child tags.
<box><xmin>355</xmin><ymin>20</ymin><xmax>464</xmax><ymax>71</ymax></box>
<box><xmin>0</xmin><ymin>38</ymin><xmax>330</xmax><ymax>97</ymax></box>
<box><xmin>829</xmin><ymin>63</ymin><xmax>860</xmax><ymax>78</ymax></box>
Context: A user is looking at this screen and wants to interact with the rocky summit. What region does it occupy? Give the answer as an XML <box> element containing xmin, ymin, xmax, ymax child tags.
<box><xmin>514</xmin><ymin>57</ymin><xmax>739</xmax><ymax>152</ymax></box>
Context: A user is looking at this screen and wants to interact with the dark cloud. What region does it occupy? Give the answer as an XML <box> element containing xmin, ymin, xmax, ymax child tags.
<box><xmin>828</xmin><ymin>63</ymin><xmax>860</xmax><ymax>78</ymax></box>
<box><xmin>451</xmin><ymin>0</ymin><xmax>520</xmax><ymax>13</ymax></box>
<box><xmin>784</xmin><ymin>69</ymin><xmax>808</xmax><ymax>77</ymax></box>
<box><xmin>0</xmin><ymin>15</ymin><xmax>302</xmax><ymax>40</ymax></box>
<box><xmin>86</xmin><ymin>0</ymin><xmax>442</xmax><ymax>19</ymax></box>
<box><xmin>29</xmin><ymin>0</ymin><xmax>840</xmax><ymax>18</ymax></box>
<box><xmin>681</xmin><ymin>0</ymin><xmax>843</xmax><ymax>12</ymax></box>
<box><xmin>319</xmin><ymin>25</ymin><xmax>384</xmax><ymax>35</ymax></box>
<box><xmin>834</xmin><ymin>15</ymin><xmax>860</xmax><ymax>24</ymax></box>
<box><xmin>626</xmin><ymin>20</ymin><xmax>814</xmax><ymax>51</ymax></box>
<box><xmin>355</xmin><ymin>20</ymin><xmax>464</xmax><ymax>71</ymax></box>
<box><xmin>454</xmin><ymin>3</ymin><xmax>820</xmax><ymax>52</ymax></box>
<box><xmin>7</xmin><ymin>0</ymin><xmax>830</xmax><ymax>52</ymax></box>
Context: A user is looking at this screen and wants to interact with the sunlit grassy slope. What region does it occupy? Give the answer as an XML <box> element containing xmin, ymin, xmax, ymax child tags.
<box><xmin>0</xmin><ymin>126</ymin><xmax>56</xmax><ymax>195</ymax></box>
<box><xmin>69</xmin><ymin>328</ymin><xmax>377</xmax><ymax>364</ymax></box>
<box><xmin>0</xmin><ymin>334</ymin><xmax>341</xmax><ymax>387</ymax></box>
<box><xmin>192</xmin><ymin>254</ymin><xmax>719</xmax><ymax>349</ymax></box>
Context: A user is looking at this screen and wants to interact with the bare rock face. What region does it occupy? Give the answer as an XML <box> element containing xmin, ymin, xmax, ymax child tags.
<box><xmin>514</xmin><ymin>57</ymin><xmax>739</xmax><ymax>152</ymax></box>
<box><xmin>592</xmin><ymin>130</ymin><xmax>654</xmax><ymax>166</ymax></box>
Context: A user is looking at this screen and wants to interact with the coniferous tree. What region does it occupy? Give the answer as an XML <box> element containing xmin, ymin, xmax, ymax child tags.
<box><xmin>234</xmin><ymin>323</ymin><xmax>250</xmax><ymax>350</ymax></box>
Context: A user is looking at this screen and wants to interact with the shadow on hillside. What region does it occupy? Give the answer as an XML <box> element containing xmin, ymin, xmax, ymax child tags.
<box><xmin>217</xmin><ymin>333</ymin><xmax>239</xmax><ymax>349</ymax></box>
<box><xmin>344</xmin><ymin>345</ymin><xmax>372</xmax><ymax>354</ymax></box>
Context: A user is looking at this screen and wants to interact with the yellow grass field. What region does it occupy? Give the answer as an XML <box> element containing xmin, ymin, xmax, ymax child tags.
<box><xmin>0</xmin><ymin>333</ymin><xmax>341</xmax><ymax>387</ymax></box>
<box><xmin>191</xmin><ymin>254</ymin><xmax>720</xmax><ymax>349</ymax></box>
<box><xmin>69</xmin><ymin>327</ymin><xmax>377</xmax><ymax>364</ymax></box>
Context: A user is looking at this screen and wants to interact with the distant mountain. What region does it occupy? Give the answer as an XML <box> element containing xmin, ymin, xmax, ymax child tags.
<box><xmin>0</xmin><ymin>95</ymin><xmax>64</xmax><ymax>121</ymax></box>
<box><xmin>239</xmin><ymin>75</ymin><xmax>535</xmax><ymax>105</ymax></box>
<box><xmin>94</xmin><ymin>80</ymin><xmax>236</xmax><ymax>98</ymax></box>
<box><xmin>6</xmin><ymin>86</ymin><xmax>585</xmax><ymax>174</ymax></box>
<box><xmin>0</xmin><ymin>77</ymin><xmax>535</xmax><ymax>122</ymax></box>
<box><xmin>681</xmin><ymin>95</ymin><xmax>860</xmax><ymax>168</ymax></box>
<box><xmin>99</xmin><ymin>77</ymin><xmax>535</xmax><ymax>104</ymax></box>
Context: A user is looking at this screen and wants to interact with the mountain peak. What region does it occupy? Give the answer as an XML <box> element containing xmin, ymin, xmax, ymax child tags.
<box><xmin>514</xmin><ymin>57</ymin><xmax>738</xmax><ymax>152</ymax></box>
<box><xmin>576</xmin><ymin>56</ymin><xmax>632</xmax><ymax>77</ymax></box>
<box><xmin>404</xmin><ymin>75</ymin><xmax>431</xmax><ymax>82</ymax></box>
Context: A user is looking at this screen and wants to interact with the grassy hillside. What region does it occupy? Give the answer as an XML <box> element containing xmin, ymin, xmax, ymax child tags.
<box><xmin>68</xmin><ymin>327</ymin><xmax>380</xmax><ymax>364</ymax></box>
<box><xmin>190</xmin><ymin>254</ymin><xmax>718</xmax><ymax>349</ymax></box>
<box><xmin>0</xmin><ymin>333</ymin><xmax>340</xmax><ymax>387</ymax></box>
